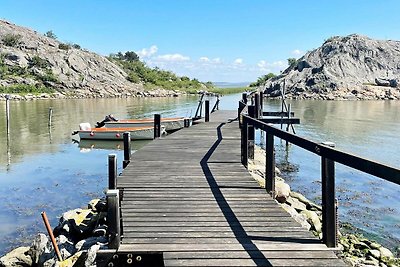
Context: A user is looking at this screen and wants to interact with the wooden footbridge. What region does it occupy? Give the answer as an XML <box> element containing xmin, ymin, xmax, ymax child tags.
<box><xmin>98</xmin><ymin>96</ymin><xmax>351</xmax><ymax>266</ymax></box>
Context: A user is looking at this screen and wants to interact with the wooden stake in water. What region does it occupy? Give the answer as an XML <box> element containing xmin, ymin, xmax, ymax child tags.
<box><xmin>6</xmin><ymin>95</ymin><xmax>10</xmax><ymax>135</ymax></box>
<box><xmin>48</xmin><ymin>107</ymin><xmax>53</xmax><ymax>127</ymax></box>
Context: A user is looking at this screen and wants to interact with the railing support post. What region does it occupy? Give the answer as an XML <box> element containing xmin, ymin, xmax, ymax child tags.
<box><xmin>205</xmin><ymin>100</ymin><xmax>210</xmax><ymax>122</ymax></box>
<box><xmin>242</xmin><ymin>92</ymin><xmax>247</xmax><ymax>104</ymax></box>
<box><xmin>254</xmin><ymin>93</ymin><xmax>260</xmax><ymax>119</ymax></box>
<box><xmin>123</xmin><ymin>132</ymin><xmax>131</xmax><ymax>169</ymax></box>
<box><xmin>321</xmin><ymin>142</ymin><xmax>337</xmax><ymax>248</ymax></box>
<box><xmin>266</xmin><ymin>133</ymin><xmax>275</xmax><ymax>195</ymax></box>
<box><xmin>241</xmin><ymin>118</ymin><xmax>248</xmax><ymax>167</ymax></box>
<box><xmin>259</xmin><ymin>92</ymin><xmax>263</xmax><ymax>118</ymax></box>
<box><xmin>247</xmin><ymin>106</ymin><xmax>255</xmax><ymax>160</ymax></box>
<box><xmin>154</xmin><ymin>114</ymin><xmax>161</xmax><ymax>139</ymax></box>
<box><xmin>106</xmin><ymin>189</ymin><xmax>120</xmax><ymax>249</ymax></box>
<box><xmin>108</xmin><ymin>154</ymin><xmax>117</xmax><ymax>190</ymax></box>
<box><xmin>184</xmin><ymin>118</ymin><xmax>191</xmax><ymax>128</ymax></box>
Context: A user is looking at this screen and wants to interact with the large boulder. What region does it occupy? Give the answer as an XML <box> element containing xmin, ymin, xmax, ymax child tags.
<box><xmin>274</xmin><ymin>180</ymin><xmax>291</xmax><ymax>203</ymax></box>
<box><xmin>0</xmin><ymin>247</ymin><xmax>32</xmax><ymax>267</ymax></box>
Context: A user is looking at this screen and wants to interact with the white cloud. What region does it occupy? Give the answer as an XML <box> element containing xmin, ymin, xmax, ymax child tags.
<box><xmin>292</xmin><ymin>49</ymin><xmax>303</xmax><ymax>56</ymax></box>
<box><xmin>257</xmin><ymin>60</ymin><xmax>267</xmax><ymax>68</ymax></box>
<box><xmin>157</xmin><ymin>53</ymin><xmax>190</xmax><ymax>62</ymax></box>
<box><xmin>199</xmin><ymin>57</ymin><xmax>210</xmax><ymax>62</ymax></box>
<box><xmin>234</xmin><ymin>58</ymin><xmax>243</xmax><ymax>65</ymax></box>
<box><xmin>136</xmin><ymin>45</ymin><xmax>158</xmax><ymax>58</ymax></box>
<box><xmin>212</xmin><ymin>58</ymin><xmax>221</xmax><ymax>64</ymax></box>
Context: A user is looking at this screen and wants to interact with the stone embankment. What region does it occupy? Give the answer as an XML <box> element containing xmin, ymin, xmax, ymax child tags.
<box><xmin>248</xmin><ymin>146</ymin><xmax>400</xmax><ymax>267</ymax></box>
<box><xmin>0</xmin><ymin>199</ymin><xmax>109</xmax><ymax>267</ymax></box>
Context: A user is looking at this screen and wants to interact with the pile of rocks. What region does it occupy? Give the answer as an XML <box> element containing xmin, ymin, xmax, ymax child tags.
<box><xmin>248</xmin><ymin>145</ymin><xmax>400</xmax><ymax>267</ymax></box>
<box><xmin>0</xmin><ymin>198</ymin><xmax>108</xmax><ymax>267</ymax></box>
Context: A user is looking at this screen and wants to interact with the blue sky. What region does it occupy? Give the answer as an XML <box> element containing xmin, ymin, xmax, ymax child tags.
<box><xmin>1</xmin><ymin>0</ymin><xmax>399</xmax><ymax>83</ymax></box>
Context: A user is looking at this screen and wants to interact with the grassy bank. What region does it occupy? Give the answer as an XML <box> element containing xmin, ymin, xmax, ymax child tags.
<box><xmin>0</xmin><ymin>84</ymin><xmax>55</xmax><ymax>95</ymax></box>
<box><xmin>208</xmin><ymin>87</ymin><xmax>252</xmax><ymax>95</ymax></box>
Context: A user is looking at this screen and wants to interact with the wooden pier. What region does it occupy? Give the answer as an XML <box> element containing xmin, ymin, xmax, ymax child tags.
<box><xmin>112</xmin><ymin>110</ymin><xmax>346</xmax><ymax>266</ymax></box>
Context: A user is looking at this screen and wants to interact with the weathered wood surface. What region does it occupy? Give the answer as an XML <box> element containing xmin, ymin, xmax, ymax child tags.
<box><xmin>117</xmin><ymin>110</ymin><xmax>345</xmax><ymax>266</ymax></box>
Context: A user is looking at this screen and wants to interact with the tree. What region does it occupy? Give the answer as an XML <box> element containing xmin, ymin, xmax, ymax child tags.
<box><xmin>44</xmin><ymin>30</ymin><xmax>57</xmax><ymax>39</ymax></box>
<box><xmin>287</xmin><ymin>58</ymin><xmax>297</xmax><ymax>67</ymax></box>
<box><xmin>250</xmin><ymin>73</ymin><xmax>276</xmax><ymax>87</ymax></box>
<box><xmin>124</xmin><ymin>51</ymin><xmax>139</xmax><ymax>62</ymax></box>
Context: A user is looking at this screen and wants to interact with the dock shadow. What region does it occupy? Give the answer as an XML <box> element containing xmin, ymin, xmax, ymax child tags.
<box><xmin>200</xmin><ymin>123</ymin><xmax>272</xmax><ymax>266</ymax></box>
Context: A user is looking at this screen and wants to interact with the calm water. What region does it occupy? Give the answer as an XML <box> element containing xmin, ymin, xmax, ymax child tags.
<box><xmin>0</xmin><ymin>94</ymin><xmax>399</xmax><ymax>254</ymax></box>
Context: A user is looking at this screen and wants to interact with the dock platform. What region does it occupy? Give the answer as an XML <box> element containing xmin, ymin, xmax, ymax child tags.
<box><xmin>116</xmin><ymin>110</ymin><xmax>345</xmax><ymax>266</ymax></box>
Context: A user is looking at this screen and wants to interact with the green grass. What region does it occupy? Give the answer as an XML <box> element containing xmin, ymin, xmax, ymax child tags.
<box><xmin>0</xmin><ymin>84</ymin><xmax>55</xmax><ymax>95</ymax></box>
<box><xmin>209</xmin><ymin>87</ymin><xmax>253</xmax><ymax>95</ymax></box>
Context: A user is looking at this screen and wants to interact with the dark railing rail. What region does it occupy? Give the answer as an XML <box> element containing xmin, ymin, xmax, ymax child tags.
<box><xmin>239</xmin><ymin>93</ymin><xmax>400</xmax><ymax>248</ymax></box>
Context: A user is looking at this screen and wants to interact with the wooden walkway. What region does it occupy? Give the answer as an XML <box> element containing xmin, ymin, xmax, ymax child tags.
<box><xmin>116</xmin><ymin>110</ymin><xmax>346</xmax><ymax>266</ymax></box>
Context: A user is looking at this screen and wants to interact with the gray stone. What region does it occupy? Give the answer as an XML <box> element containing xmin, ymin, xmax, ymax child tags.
<box><xmin>286</xmin><ymin>196</ymin><xmax>307</xmax><ymax>212</ymax></box>
<box><xmin>375</xmin><ymin>78</ymin><xmax>391</xmax><ymax>87</ymax></box>
<box><xmin>75</xmin><ymin>236</ymin><xmax>108</xmax><ymax>251</ymax></box>
<box><xmin>0</xmin><ymin>246</ymin><xmax>32</xmax><ymax>267</ymax></box>
<box><xmin>280</xmin><ymin>203</ymin><xmax>311</xmax><ymax>230</ymax></box>
<box><xmin>300</xmin><ymin>210</ymin><xmax>322</xmax><ymax>233</ymax></box>
<box><xmin>85</xmin><ymin>245</ymin><xmax>100</xmax><ymax>267</ymax></box>
<box><xmin>28</xmin><ymin>233</ymin><xmax>50</xmax><ymax>264</ymax></box>
<box><xmin>378</xmin><ymin>247</ymin><xmax>394</xmax><ymax>260</ymax></box>
<box><xmin>369</xmin><ymin>249</ymin><xmax>381</xmax><ymax>259</ymax></box>
<box><xmin>274</xmin><ymin>181</ymin><xmax>291</xmax><ymax>203</ymax></box>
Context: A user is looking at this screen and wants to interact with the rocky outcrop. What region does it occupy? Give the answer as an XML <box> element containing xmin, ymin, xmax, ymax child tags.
<box><xmin>264</xmin><ymin>34</ymin><xmax>400</xmax><ymax>100</ymax></box>
<box><xmin>0</xmin><ymin>20</ymin><xmax>144</xmax><ymax>97</ymax></box>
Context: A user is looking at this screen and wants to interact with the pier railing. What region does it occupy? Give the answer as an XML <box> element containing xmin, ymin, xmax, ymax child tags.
<box><xmin>239</xmin><ymin>92</ymin><xmax>400</xmax><ymax>248</ymax></box>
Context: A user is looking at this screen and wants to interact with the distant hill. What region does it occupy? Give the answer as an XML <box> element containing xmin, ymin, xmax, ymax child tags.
<box><xmin>264</xmin><ymin>34</ymin><xmax>400</xmax><ymax>100</ymax></box>
<box><xmin>213</xmin><ymin>82</ymin><xmax>250</xmax><ymax>88</ymax></box>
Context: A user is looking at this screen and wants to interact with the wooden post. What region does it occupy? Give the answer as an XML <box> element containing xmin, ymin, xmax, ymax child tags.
<box><xmin>247</xmin><ymin>106</ymin><xmax>255</xmax><ymax>160</ymax></box>
<box><xmin>154</xmin><ymin>114</ymin><xmax>161</xmax><ymax>139</ymax></box>
<box><xmin>184</xmin><ymin>118</ymin><xmax>190</xmax><ymax>128</ymax></box>
<box><xmin>266</xmin><ymin>133</ymin><xmax>275</xmax><ymax>195</ymax></box>
<box><xmin>48</xmin><ymin>107</ymin><xmax>53</xmax><ymax>127</ymax></box>
<box><xmin>242</xmin><ymin>92</ymin><xmax>247</xmax><ymax>104</ymax></box>
<box><xmin>205</xmin><ymin>100</ymin><xmax>210</xmax><ymax>122</ymax></box>
<box><xmin>321</xmin><ymin>142</ymin><xmax>337</xmax><ymax>248</ymax></box>
<box><xmin>123</xmin><ymin>132</ymin><xmax>131</xmax><ymax>169</ymax></box>
<box><xmin>259</xmin><ymin>92</ymin><xmax>263</xmax><ymax>117</ymax></box>
<box><xmin>108</xmin><ymin>154</ymin><xmax>117</xmax><ymax>190</ymax></box>
<box><xmin>254</xmin><ymin>93</ymin><xmax>260</xmax><ymax>119</ymax></box>
<box><xmin>6</xmin><ymin>95</ymin><xmax>10</xmax><ymax>135</ymax></box>
<box><xmin>106</xmin><ymin>189</ymin><xmax>120</xmax><ymax>249</ymax></box>
<box><xmin>41</xmin><ymin>211</ymin><xmax>62</xmax><ymax>261</ymax></box>
<box><xmin>241</xmin><ymin>117</ymin><xmax>248</xmax><ymax>167</ymax></box>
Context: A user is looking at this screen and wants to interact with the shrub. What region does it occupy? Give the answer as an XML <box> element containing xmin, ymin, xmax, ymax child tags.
<box><xmin>36</xmin><ymin>70</ymin><xmax>58</xmax><ymax>83</ymax></box>
<box><xmin>72</xmin><ymin>43</ymin><xmax>81</xmax><ymax>49</ymax></box>
<box><xmin>44</xmin><ymin>30</ymin><xmax>57</xmax><ymax>39</ymax></box>
<box><xmin>0</xmin><ymin>84</ymin><xmax>55</xmax><ymax>94</ymax></box>
<box><xmin>2</xmin><ymin>33</ymin><xmax>22</xmax><ymax>47</ymax></box>
<box><xmin>29</xmin><ymin>56</ymin><xmax>49</xmax><ymax>69</ymax></box>
<box><xmin>58</xmin><ymin>43</ymin><xmax>71</xmax><ymax>50</ymax></box>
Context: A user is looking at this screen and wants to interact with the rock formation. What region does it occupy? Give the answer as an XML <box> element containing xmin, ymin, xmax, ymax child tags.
<box><xmin>0</xmin><ymin>20</ymin><xmax>144</xmax><ymax>97</ymax></box>
<box><xmin>264</xmin><ymin>34</ymin><xmax>400</xmax><ymax>100</ymax></box>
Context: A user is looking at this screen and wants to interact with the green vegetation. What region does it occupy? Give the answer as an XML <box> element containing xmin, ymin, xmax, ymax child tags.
<box><xmin>29</xmin><ymin>55</ymin><xmax>49</xmax><ymax>69</ymax></box>
<box><xmin>287</xmin><ymin>57</ymin><xmax>297</xmax><ymax>67</ymax></box>
<box><xmin>58</xmin><ymin>43</ymin><xmax>71</xmax><ymax>50</ymax></box>
<box><xmin>0</xmin><ymin>53</ymin><xmax>58</xmax><ymax>93</ymax></box>
<box><xmin>44</xmin><ymin>30</ymin><xmax>57</xmax><ymax>39</ymax></box>
<box><xmin>250</xmin><ymin>73</ymin><xmax>276</xmax><ymax>87</ymax></box>
<box><xmin>208</xmin><ymin>87</ymin><xmax>250</xmax><ymax>95</ymax></box>
<box><xmin>0</xmin><ymin>84</ymin><xmax>55</xmax><ymax>94</ymax></box>
<box><xmin>108</xmin><ymin>51</ymin><xmax>213</xmax><ymax>93</ymax></box>
<box><xmin>2</xmin><ymin>33</ymin><xmax>22</xmax><ymax>47</ymax></box>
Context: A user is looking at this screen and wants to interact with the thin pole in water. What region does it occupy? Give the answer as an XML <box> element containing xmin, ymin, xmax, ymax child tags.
<box><xmin>48</xmin><ymin>107</ymin><xmax>53</xmax><ymax>127</ymax></box>
<box><xmin>6</xmin><ymin>95</ymin><xmax>10</xmax><ymax>135</ymax></box>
